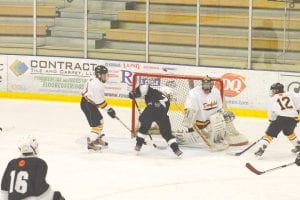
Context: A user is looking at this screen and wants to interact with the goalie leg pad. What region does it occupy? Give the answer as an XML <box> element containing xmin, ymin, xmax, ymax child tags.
<box><xmin>225</xmin><ymin>121</ymin><xmax>248</xmax><ymax>146</ymax></box>
<box><xmin>207</xmin><ymin>112</ymin><xmax>227</xmax><ymax>143</ymax></box>
<box><xmin>193</xmin><ymin>124</ymin><xmax>229</xmax><ymax>152</ymax></box>
<box><xmin>175</xmin><ymin>130</ymin><xmax>203</xmax><ymax>146</ymax></box>
<box><xmin>190</xmin><ymin>112</ymin><xmax>229</xmax><ymax>151</ymax></box>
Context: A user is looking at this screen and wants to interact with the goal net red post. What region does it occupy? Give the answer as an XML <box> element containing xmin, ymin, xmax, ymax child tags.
<box><xmin>131</xmin><ymin>72</ymin><xmax>224</xmax><ymax>135</ymax></box>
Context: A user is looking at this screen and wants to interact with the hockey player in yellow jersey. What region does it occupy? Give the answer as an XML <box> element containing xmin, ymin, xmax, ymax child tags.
<box><xmin>81</xmin><ymin>65</ymin><xmax>116</xmax><ymax>151</ymax></box>
<box><xmin>255</xmin><ymin>82</ymin><xmax>300</xmax><ymax>157</ymax></box>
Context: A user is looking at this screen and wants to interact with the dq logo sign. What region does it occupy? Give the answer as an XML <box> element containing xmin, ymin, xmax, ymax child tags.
<box><xmin>220</xmin><ymin>73</ymin><xmax>246</xmax><ymax>97</ymax></box>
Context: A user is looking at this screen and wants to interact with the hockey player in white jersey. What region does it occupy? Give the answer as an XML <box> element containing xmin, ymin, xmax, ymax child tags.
<box><xmin>81</xmin><ymin>65</ymin><xmax>116</xmax><ymax>151</ymax></box>
<box><xmin>177</xmin><ymin>75</ymin><xmax>248</xmax><ymax>151</ymax></box>
<box><xmin>254</xmin><ymin>82</ymin><xmax>300</xmax><ymax>157</ymax></box>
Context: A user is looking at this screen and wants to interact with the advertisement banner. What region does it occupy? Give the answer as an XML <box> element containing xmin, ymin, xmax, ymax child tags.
<box><xmin>279</xmin><ymin>73</ymin><xmax>300</xmax><ymax>95</ymax></box>
<box><xmin>4</xmin><ymin>54</ymin><xmax>300</xmax><ymax>112</ymax></box>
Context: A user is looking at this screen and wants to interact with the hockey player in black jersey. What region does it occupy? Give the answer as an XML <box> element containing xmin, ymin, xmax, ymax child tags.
<box><xmin>0</xmin><ymin>135</ymin><xmax>64</xmax><ymax>200</ymax></box>
<box><xmin>129</xmin><ymin>85</ymin><xmax>183</xmax><ymax>157</ymax></box>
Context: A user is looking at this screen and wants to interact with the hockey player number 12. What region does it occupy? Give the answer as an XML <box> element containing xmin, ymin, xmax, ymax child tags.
<box><xmin>277</xmin><ymin>97</ymin><xmax>293</xmax><ymax>110</ymax></box>
<box><xmin>9</xmin><ymin>170</ymin><xmax>29</xmax><ymax>194</ymax></box>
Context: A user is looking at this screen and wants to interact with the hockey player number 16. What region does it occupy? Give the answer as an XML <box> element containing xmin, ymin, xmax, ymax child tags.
<box><xmin>9</xmin><ymin>170</ymin><xmax>29</xmax><ymax>194</ymax></box>
<box><xmin>277</xmin><ymin>97</ymin><xmax>293</xmax><ymax>110</ymax></box>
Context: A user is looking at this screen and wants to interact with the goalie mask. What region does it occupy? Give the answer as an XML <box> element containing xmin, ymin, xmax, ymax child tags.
<box><xmin>270</xmin><ymin>82</ymin><xmax>284</xmax><ymax>97</ymax></box>
<box><xmin>18</xmin><ymin>134</ymin><xmax>39</xmax><ymax>155</ymax></box>
<box><xmin>202</xmin><ymin>75</ymin><xmax>214</xmax><ymax>94</ymax></box>
<box><xmin>160</xmin><ymin>86</ymin><xmax>174</xmax><ymax>100</ymax></box>
<box><xmin>95</xmin><ymin>65</ymin><xmax>108</xmax><ymax>83</ymax></box>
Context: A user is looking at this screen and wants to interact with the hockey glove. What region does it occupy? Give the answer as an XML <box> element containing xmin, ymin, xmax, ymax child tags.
<box><xmin>129</xmin><ymin>91</ymin><xmax>136</xmax><ymax>99</ymax></box>
<box><xmin>107</xmin><ymin>107</ymin><xmax>116</xmax><ymax>118</ymax></box>
<box><xmin>295</xmin><ymin>153</ymin><xmax>300</xmax><ymax>166</ymax></box>
<box><xmin>53</xmin><ymin>191</ymin><xmax>65</xmax><ymax>200</ymax></box>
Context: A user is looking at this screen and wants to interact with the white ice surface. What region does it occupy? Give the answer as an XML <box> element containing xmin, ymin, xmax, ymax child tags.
<box><xmin>0</xmin><ymin>99</ymin><xmax>300</xmax><ymax>200</ymax></box>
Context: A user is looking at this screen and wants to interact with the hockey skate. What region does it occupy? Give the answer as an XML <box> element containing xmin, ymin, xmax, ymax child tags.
<box><xmin>98</xmin><ymin>134</ymin><xmax>108</xmax><ymax>147</ymax></box>
<box><xmin>291</xmin><ymin>141</ymin><xmax>300</xmax><ymax>153</ymax></box>
<box><xmin>135</xmin><ymin>137</ymin><xmax>145</xmax><ymax>152</ymax></box>
<box><xmin>87</xmin><ymin>138</ymin><xmax>101</xmax><ymax>151</ymax></box>
<box><xmin>173</xmin><ymin>148</ymin><xmax>183</xmax><ymax>157</ymax></box>
<box><xmin>254</xmin><ymin>144</ymin><xmax>267</xmax><ymax>157</ymax></box>
<box><xmin>170</xmin><ymin>143</ymin><xmax>183</xmax><ymax>157</ymax></box>
<box><xmin>135</xmin><ymin>144</ymin><xmax>142</xmax><ymax>152</ymax></box>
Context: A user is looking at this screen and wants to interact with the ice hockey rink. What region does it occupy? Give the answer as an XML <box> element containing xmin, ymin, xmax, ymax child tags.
<box><xmin>0</xmin><ymin>99</ymin><xmax>300</xmax><ymax>200</ymax></box>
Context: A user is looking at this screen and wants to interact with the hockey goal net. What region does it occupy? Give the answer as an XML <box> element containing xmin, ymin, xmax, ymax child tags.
<box><xmin>131</xmin><ymin>72</ymin><xmax>224</xmax><ymax>135</ymax></box>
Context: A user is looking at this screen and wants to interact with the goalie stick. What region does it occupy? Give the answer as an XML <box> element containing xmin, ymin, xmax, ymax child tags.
<box><xmin>228</xmin><ymin>137</ymin><xmax>263</xmax><ymax>156</ymax></box>
<box><xmin>245</xmin><ymin>162</ymin><xmax>295</xmax><ymax>175</ymax></box>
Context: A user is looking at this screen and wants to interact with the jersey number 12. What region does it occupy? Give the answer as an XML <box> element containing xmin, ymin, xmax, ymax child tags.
<box><xmin>277</xmin><ymin>97</ymin><xmax>293</xmax><ymax>110</ymax></box>
<box><xmin>9</xmin><ymin>170</ymin><xmax>29</xmax><ymax>194</ymax></box>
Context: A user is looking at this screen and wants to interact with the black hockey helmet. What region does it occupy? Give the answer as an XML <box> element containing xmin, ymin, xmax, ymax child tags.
<box><xmin>270</xmin><ymin>82</ymin><xmax>284</xmax><ymax>95</ymax></box>
<box><xmin>95</xmin><ymin>65</ymin><xmax>108</xmax><ymax>75</ymax></box>
<box><xmin>202</xmin><ymin>75</ymin><xmax>214</xmax><ymax>93</ymax></box>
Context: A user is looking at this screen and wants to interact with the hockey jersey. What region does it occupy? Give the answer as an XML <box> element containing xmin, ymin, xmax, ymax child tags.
<box><xmin>135</xmin><ymin>85</ymin><xmax>170</xmax><ymax>112</ymax></box>
<box><xmin>1</xmin><ymin>156</ymin><xmax>50</xmax><ymax>200</ymax></box>
<box><xmin>185</xmin><ymin>86</ymin><xmax>223</xmax><ymax>121</ymax></box>
<box><xmin>82</xmin><ymin>76</ymin><xmax>107</xmax><ymax>108</ymax></box>
<box><xmin>268</xmin><ymin>92</ymin><xmax>300</xmax><ymax>121</ymax></box>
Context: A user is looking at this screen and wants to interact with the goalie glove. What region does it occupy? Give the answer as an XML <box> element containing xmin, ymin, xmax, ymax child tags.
<box><xmin>218</xmin><ymin>109</ymin><xmax>235</xmax><ymax>122</ymax></box>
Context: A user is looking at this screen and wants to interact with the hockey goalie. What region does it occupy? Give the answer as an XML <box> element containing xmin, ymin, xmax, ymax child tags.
<box><xmin>175</xmin><ymin>75</ymin><xmax>248</xmax><ymax>151</ymax></box>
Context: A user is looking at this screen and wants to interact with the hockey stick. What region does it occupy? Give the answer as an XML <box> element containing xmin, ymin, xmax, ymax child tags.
<box><xmin>245</xmin><ymin>162</ymin><xmax>295</xmax><ymax>175</ymax></box>
<box><xmin>132</xmin><ymin>96</ymin><xmax>167</xmax><ymax>150</ymax></box>
<box><xmin>115</xmin><ymin>114</ymin><xmax>167</xmax><ymax>150</ymax></box>
<box><xmin>228</xmin><ymin>137</ymin><xmax>263</xmax><ymax>156</ymax></box>
<box><xmin>115</xmin><ymin>116</ymin><xmax>132</xmax><ymax>133</ymax></box>
<box><xmin>0</xmin><ymin>125</ymin><xmax>15</xmax><ymax>133</ymax></box>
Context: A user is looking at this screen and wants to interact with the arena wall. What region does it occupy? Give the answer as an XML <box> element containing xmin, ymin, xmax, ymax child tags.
<box><xmin>0</xmin><ymin>54</ymin><xmax>299</xmax><ymax>118</ymax></box>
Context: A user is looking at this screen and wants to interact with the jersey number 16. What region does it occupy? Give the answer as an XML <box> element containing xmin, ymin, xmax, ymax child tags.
<box><xmin>9</xmin><ymin>170</ymin><xmax>29</xmax><ymax>194</ymax></box>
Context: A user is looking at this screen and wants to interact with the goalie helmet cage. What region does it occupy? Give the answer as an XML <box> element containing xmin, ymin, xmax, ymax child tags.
<box><xmin>131</xmin><ymin>72</ymin><xmax>224</xmax><ymax>134</ymax></box>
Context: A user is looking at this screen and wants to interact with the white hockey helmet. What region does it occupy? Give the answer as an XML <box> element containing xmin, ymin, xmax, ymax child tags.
<box><xmin>18</xmin><ymin>134</ymin><xmax>39</xmax><ymax>155</ymax></box>
<box><xmin>160</xmin><ymin>86</ymin><xmax>173</xmax><ymax>99</ymax></box>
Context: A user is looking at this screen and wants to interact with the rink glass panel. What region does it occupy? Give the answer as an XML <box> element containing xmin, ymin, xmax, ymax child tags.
<box><xmin>147</xmin><ymin>0</ymin><xmax>197</xmax><ymax>65</ymax></box>
<box><xmin>251</xmin><ymin>0</ymin><xmax>300</xmax><ymax>71</ymax></box>
<box><xmin>0</xmin><ymin>0</ymin><xmax>299</xmax><ymax>72</ymax></box>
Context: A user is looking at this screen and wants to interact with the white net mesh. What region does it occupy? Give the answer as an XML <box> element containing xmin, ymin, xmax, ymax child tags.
<box><xmin>131</xmin><ymin>73</ymin><xmax>223</xmax><ymax>135</ymax></box>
